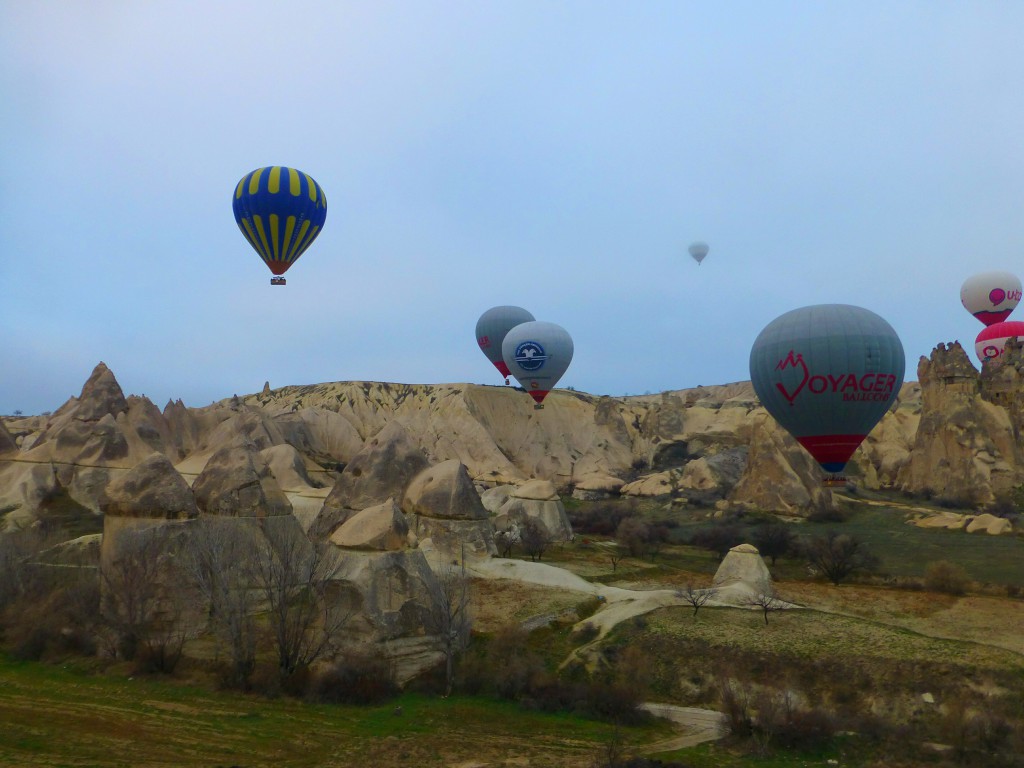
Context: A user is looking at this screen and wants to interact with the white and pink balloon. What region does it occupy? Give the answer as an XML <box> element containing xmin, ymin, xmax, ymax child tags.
<box><xmin>961</xmin><ymin>271</ymin><xmax>1024</xmax><ymax>362</ymax></box>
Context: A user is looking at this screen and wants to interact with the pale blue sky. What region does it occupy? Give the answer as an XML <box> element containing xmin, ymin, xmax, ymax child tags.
<box><xmin>4</xmin><ymin>2</ymin><xmax>1024</xmax><ymax>415</ymax></box>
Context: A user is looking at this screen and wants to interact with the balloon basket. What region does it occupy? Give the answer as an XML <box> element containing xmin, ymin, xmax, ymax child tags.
<box><xmin>822</xmin><ymin>475</ymin><xmax>852</xmax><ymax>489</ymax></box>
<box><xmin>504</xmin><ymin>378</ymin><xmax>510</xmax><ymax>385</ymax></box>
<box><xmin>270</xmin><ymin>276</ymin><xmax>287</xmax><ymax>286</ymax></box>
<box><xmin>534</xmin><ymin>404</ymin><xmax>544</xmax><ymax>410</ymax></box>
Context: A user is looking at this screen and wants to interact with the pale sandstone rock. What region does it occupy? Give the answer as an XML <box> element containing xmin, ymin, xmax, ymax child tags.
<box><xmin>403</xmin><ymin>460</ymin><xmax>489</xmax><ymax>520</ymax></box>
<box><xmin>728</xmin><ymin>415</ymin><xmax>833</xmax><ymax>517</ymax></box>
<box><xmin>479</xmin><ymin>484</ymin><xmax>515</xmax><ymax>514</ymax></box>
<box><xmin>513</xmin><ymin>479</ymin><xmax>559</xmax><ymax>501</ymax></box>
<box><xmin>99</xmin><ymin>452</ymin><xmax>197</xmax><ymax>520</ymax></box>
<box><xmin>712</xmin><ymin>543</ymin><xmax>774</xmax><ymax>604</ymax></box>
<box><xmin>192</xmin><ymin>445</ymin><xmax>291</xmax><ymax>518</ymax></box>
<box><xmin>330</xmin><ymin>499</ymin><xmax>409</xmax><ymax>551</ymax></box>
<box><xmin>965</xmin><ymin>513</ymin><xmax>1012</xmax><ymax>535</ymax></box>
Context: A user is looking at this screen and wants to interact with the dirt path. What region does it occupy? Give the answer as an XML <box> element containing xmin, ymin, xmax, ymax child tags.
<box><xmin>637</xmin><ymin>703</ymin><xmax>728</xmax><ymax>751</ymax></box>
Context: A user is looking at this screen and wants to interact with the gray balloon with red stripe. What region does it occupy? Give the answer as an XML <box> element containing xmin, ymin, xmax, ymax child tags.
<box><xmin>749</xmin><ymin>304</ymin><xmax>905</xmax><ymax>474</ymax></box>
<box><xmin>476</xmin><ymin>306</ymin><xmax>535</xmax><ymax>382</ymax></box>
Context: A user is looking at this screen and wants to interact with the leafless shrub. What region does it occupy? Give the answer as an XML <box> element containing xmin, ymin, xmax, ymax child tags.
<box><xmin>745</xmin><ymin>592</ymin><xmax>788</xmax><ymax>625</ymax></box>
<box><xmin>181</xmin><ymin>517</ymin><xmax>260</xmax><ymax>688</ymax></box>
<box><xmin>428</xmin><ymin>558</ymin><xmax>472</xmax><ymax>696</ymax></box>
<box><xmin>924</xmin><ymin>560</ymin><xmax>970</xmax><ymax>596</ymax></box>
<box><xmin>676</xmin><ymin>583</ymin><xmax>718</xmax><ymax>617</ymax></box>
<box><xmin>248</xmin><ymin>517</ymin><xmax>349</xmax><ymax>678</ymax></box>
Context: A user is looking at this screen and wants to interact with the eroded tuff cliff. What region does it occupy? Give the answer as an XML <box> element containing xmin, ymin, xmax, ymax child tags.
<box><xmin>4</xmin><ymin>345</ymin><xmax>1024</xmax><ymax>528</ymax></box>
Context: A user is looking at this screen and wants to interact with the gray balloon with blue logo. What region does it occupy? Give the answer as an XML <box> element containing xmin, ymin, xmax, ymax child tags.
<box><xmin>501</xmin><ymin>321</ymin><xmax>574</xmax><ymax>408</ymax></box>
<box><xmin>749</xmin><ymin>304</ymin><xmax>905</xmax><ymax>474</ymax></box>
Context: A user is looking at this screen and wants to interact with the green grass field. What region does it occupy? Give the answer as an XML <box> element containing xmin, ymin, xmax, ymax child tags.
<box><xmin>0</xmin><ymin>654</ymin><xmax>667</xmax><ymax>768</ymax></box>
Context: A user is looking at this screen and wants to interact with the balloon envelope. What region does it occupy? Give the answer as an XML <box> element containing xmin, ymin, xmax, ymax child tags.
<box><xmin>975</xmin><ymin>321</ymin><xmax>1024</xmax><ymax>363</ymax></box>
<box><xmin>476</xmin><ymin>306</ymin><xmax>535</xmax><ymax>379</ymax></box>
<box><xmin>749</xmin><ymin>304</ymin><xmax>905</xmax><ymax>474</ymax></box>
<box><xmin>960</xmin><ymin>271</ymin><xmax>1022</xmax><ymax>327</ymax></box>
<box><xmin>501</xmin><ymin>321</ymin><xmax>574</xmax><ymax>406</ymax></box>
<box><xmin>233</xmin><ymin>166</ymin><xmax>327</xmax><ymax>278</ymax></box>
<box><xmin>688</xmin><ymin>241</ymin><xmax>709</xmax><ymax>265</ymax></box>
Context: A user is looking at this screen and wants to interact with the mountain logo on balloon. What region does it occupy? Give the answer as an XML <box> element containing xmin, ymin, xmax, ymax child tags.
<box><xmin>773</xmin><ymin>350</ymin><xmax>810</xmax><ymax>405</ymax></box>
<box><xmin>514</xmin><ymin>341</ymin><xmax>548</xmax><ymax>371</ymax></box>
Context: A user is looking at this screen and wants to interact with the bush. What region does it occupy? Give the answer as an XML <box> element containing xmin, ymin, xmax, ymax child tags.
<box><xmin>806</xmin><ymin>506</ymin><xmax>849</xmax><ymax>524</ymax></box>
<box><xmin>308</xmin><ymin>652</ymin><xmax>399</xmax><ymax>705</ymax></box>
<box><xmin>773</xmin><ymin>707</ymin><xmax>836</xmax><ymax>751</ymax></box>
<box><xmin>924</xmin><ymin>560</ymin><xmax>970</xmax><ymax>596</ymax></box>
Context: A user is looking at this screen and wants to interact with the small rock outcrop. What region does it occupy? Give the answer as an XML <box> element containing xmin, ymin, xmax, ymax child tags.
<box><xmin>404</xmin><ymin>460</ymin><xmax>496</xmax><ymax>559</ymax></box>
<box><xmin>493</xmin><ymin>479</ymin><xmax>572</xmax><ymax>542</ymax></box>
<box><xmin>0</xmin><ymin>421</ymin><xmax>16</xmax><ymax>455</ymax></box>
<box><xmin>728</xmin><ymin>415</ymin><xmax>832</xmax><ymax>517</ymax></box>
<box><xmin>330</xmin><ymin>499</ymin><xmax>409</xmax><ymax>551</ymax></box>
<box><xmin>99</xmin><ymin>452</ymin><xmax>198</xmax><ymax>520</ymax></box>
<box><xmin>192</xmin><ymin>445</ymin><xmax>291</xmax><ymax>518</ymax></box>
<box><xmin>310</xmin><ymin>422</ymin><xmax>429</xmax><ymax>540</ymax></box>
<box><xmin>712</xmin><ymin>543</ymin><xmax>774</xmax><ymax>604</ymax></box>
<box><xmin>75</xmin><ymin>362</ymin><xmax>129</xmax><ymax>422</ymax></box>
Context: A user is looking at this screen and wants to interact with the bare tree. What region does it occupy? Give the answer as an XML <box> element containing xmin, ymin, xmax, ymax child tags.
<box><xmin>752</xmin><ymin>523</ymin><xmax>796</xmax><ymax>566</ymax></box>
<box><xmin>494</xmin><ymin>525</ymin><xmax>518</xmax><ymax>558</ymax></box>
<box><xmin>803</xmin><ymin>531</ymin><xmax>879</xmax><ymax>586</ymax></box>
<box><xmin>182</xmin><ymin>517</ymin><xmax>260</xmax><ymax>688</ymax></box>
<box><xmin>677</xmin><ymin>583</ymin><xmax>718</xmax><ymax>617</ymax></box>
<box><xmin>429</xmin><ymin>556</ymin><xmax>473</xmax><ymax>697</ymax></box>
<box><xmin>746</xmin><ymin>592</ymin><xmax>788</xmax><ymax>625</ymax></box>
<box><xmin>248</xmin><ymin>517</ymin><xmax>348</xmax><ymax>677</ymax></box>
<box><xmin>100</xmin><ymin>525</ymin><xmax>189</xmax><ymax>668</ymax></box>
<box><xmin>519</xmin><ymin>519</ymin><xmax>551</xmax><ymax>562</ymax></box>
<box><xmin>607</xmin><ymin>542</ymin><xmax>625</xmax><ymax>572</ymax></box>
<box><xmin>615</xmin><ymin>517</ymin><xmax>650</xmax><ymax>559</ymax></box>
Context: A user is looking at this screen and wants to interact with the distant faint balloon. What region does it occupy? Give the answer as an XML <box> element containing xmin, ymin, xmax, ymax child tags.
<box><xmin>501</xmin><ymin>321</ymin><xmax>574</xmax><ymax>408</ymax></box>
<box><xmin>975</xmin><ymin>321</ymin><xmax>1024</xmax><ymax>363</ymax></box>
<box><xmin>476</xmin><ymin>306</ymin><xmax>535</xmax><ymax>383</ymax></box>
<box><xmin>233</xmin><ymin>166</ymin><xmax>328</xmax><ymax>285</ymax></box>
<box><xmin>960</xmin><ymin>271</ymin><xmax>1022</xmax><ymax>326</ymax></box>
<box><xmin>749</xmin><ymin>304</ymin><xmax>906</xmax><ymax>475</ymax></box>
<box><xmin>688</xmin><ymin>242</ymin><xmax>710</xmax><ymax>266</ymax></box>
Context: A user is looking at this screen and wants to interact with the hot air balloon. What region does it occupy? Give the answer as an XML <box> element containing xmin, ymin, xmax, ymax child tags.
<box><xmin>476</xmin><ymin>306</ymin><xmax>535</xmax><ymax>384</ymax></box>
<box><xmin>233</xmin><ymin>166</ymin><xmax>327</xmax><ymax>285</ymax></box>
<box><xmin>960</xmin><ymin>271</ymin><xmax>1022</xmax><ymax>326</ymax></box>
<box><xmin>688</xmin><ymin>242</ymin><xmax>709</xmax><ymax>266</ymax></box>
<box><xmin>749</xmin><ymin>304</ymin><xmax>905</xmax><ymax>476</ymax></box>
<box><xmin>975</xmin><ymin>320</ymin><xmax>1024</xmax><ymax>363</ymax></box>
<box><xmin>501</xmin><ymin>321</ymin><xmax>574</xmax><ymax>408</ymax></box>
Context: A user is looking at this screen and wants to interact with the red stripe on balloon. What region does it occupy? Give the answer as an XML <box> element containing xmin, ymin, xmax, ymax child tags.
<box><xmin>796</xmin><ymin>434</ymin><xmax>866</xmax><ymax>467</ymax></box>
<box><xmin>528</xmin><ymin>390</ymin><xmax>549</xmax><ymax>404</ymax></box>
<box><xmin>494</xmin><ymin>361</ymin><xmax>511</xmax><ymax>378</ymax></box>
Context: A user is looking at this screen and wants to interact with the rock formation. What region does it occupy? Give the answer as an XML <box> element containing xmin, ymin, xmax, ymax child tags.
<box><xmin>403</xmin><ymin>459</ymin><xmax>496</xmax><ymax>559</ymax></box>
<box><xmin>712</xmin><ymin>543</ymin><xmax>774</xmax><ymax>604</ymax></box>
<box><xmin>492</xmin><ymin>479</ymin><xmax>572</xmax><ymax>542</ymax></box>
<box><xmin>309</xmin><ymin>422</ymin><xmax>430</xmax><ymax>540</ymax></box>
<box><xmin>728</xmin><ymin>415</ymin><xmax>832</xmax><ymax>517</ymax></box>
<box><xmin>898</xmin><ymin>342</ymin><xmax>1024</xmax><ymax>504</ymax></box>
<box><xmin>192</xmin><ymin>445</ymin><xmax>291</xmax><ymax>518</ymax></box>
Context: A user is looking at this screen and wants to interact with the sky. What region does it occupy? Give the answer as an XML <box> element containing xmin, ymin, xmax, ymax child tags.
<box><xmin>4</xmin><ymin>2</ymin><xmax>1024</xmax><ymax>415</ymax></box>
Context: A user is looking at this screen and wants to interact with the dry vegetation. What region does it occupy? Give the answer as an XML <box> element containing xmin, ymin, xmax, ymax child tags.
<box><xmin>5</xmin><ymin>495</ymin><xmax>1024</xmax><ymax>766</ymax></box>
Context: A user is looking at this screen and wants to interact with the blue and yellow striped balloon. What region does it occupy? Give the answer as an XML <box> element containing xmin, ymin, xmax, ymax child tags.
<box><xmin>232</xmin><ymin>166</ymin><xmax>327</xmax><ymax>278</ymax></box>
